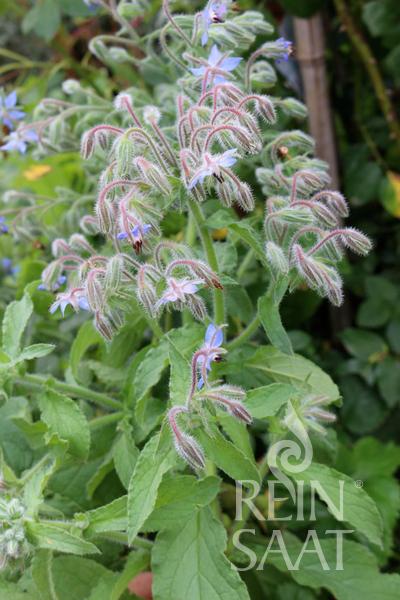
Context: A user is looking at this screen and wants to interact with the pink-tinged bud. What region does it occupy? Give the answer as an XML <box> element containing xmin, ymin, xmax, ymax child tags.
<box><xmin>240</xmin><ymin>94</ymin><xmax>276</xmax><ymax>124</ymax></box>
<box><xmin>51</xmin><ymin>239</ymin><xmax>71</xmax><ymax>258</ymax></box>
<box><xmin>81</xmin><ymin>130</ymin><xmax>94</xmax><ymax>159</ymax></box>
<box><xmin>168</xmin><ymin>406</ymin><xmax>205</xmax><ymax>470</ymax></box>
<box><xmin>136</xmin><ymin>266</ymin><xmax>158</xmax><ymax>314</ymax></box>
<box><xmin>69</xmin><ymin>234</ymin><xmax>95</xmax><ymax>255</ymax></box>
<box><xmin>340</xmin><ymin>228</ymin><xmax>372</xmax><ymax>256</ymax></box>
<box><xmin>95</xmin><ymin>197</ymin><xmax>115</xmax><ymax>235</ymax></box>
<box><xmin>41</xmin><ymin>261</ymin><xmax>63</xmax><ymax>290</ymax></box>
<box><xmin>187</xmin><ymin>295</ymin><xmax>207</xmax><ymax>321</ymax></box>
<box><xmin>94</xmin><ymin>312</ymin><xmax>114</xmax><ymax>341</ymax></box>
<box><xmin>309</xmin><ymin>202</ymin><xmax>338</xmax><ymax>227</ymax></box>
<box><xmin>326</xmin><ymin>282</ymin><xmax>344</xmax><ymax>307</ymax></box>
<box><xmin>313</xmin><ymin>191</ymin><xmax>349</xmax><ymax>218</ymax></box>
<box><xmin>291</xmin><ymin>244</ymin><xmax>327</xmax><ymax>290</ymax></box>
<box><xmin>143</xmin><ymin>105</ymin><xmax>161</xmax><ymax>125</ymax></box>
<box><xmin>135</xmin><ymin>156</ymin><xmax>171</xmax><ymax>195</ymax></box>
<box><xmin>227</xmin><ymin>401</ymin><xmax>253</xmax><ymax>424</ymax></box>
<box><xmin>104</xmin><ymin>255</ymin><xmax>123</xmax><ymax>293</ymax></box>
<box><xmin>174</xmin><ymin>432</ymin><xmax>205</xmax><ymax>470</ymax></box>
<box><xmin>85</xmin><ymin>270</ymin><xmax>105</xmax><ymax>311</ymax></box>
<box><xmin>237</xmin><ymin>182</ymin><xmax>255</xmax><ymax>211</ymax></box>
<box><xmin>80</xmin><ymin>215</ymin><xmax>100</xmax><ymax>235</ymax></box>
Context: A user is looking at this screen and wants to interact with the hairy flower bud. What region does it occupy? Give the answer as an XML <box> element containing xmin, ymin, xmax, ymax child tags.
<box><xmin>62</xmin><ymin>79</ymin><xmax>81</xmax><ymax>95</ymax></box>
<box><xmin>143</xmin><ymin>105</ymin><xmax>161</xmax><ymax>125</ymax></box>
<box><xmin>279</xmin><ymin>98</ymin><xmax>308</xmax><ymax>120</ymax></box>
<box><xmin>135</xmin><ymin>157</ymin><xmax>171</xmax><ymax>194</ymax></box>
<box><xmin>340</xmin><ymin>228</ymin><xmax>372</xmax><ymax>256</ymax></box>
<box><xmin>168</xmin><ymin>407</ymin><xmax>205</xmax><ymax>470</ymax></box>
<box><xmin>265</xmin><ymin>241</ymin><xmax>289</xmax><ymax>276</ymax></box>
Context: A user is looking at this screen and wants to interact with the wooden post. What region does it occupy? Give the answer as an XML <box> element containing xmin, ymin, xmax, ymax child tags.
<box><xmin>294</xmin><ymin>14</ymin><xmax>339</xmax><ymax>189</ymax></box>
<box><xmin>294</xmin><ymin>14</ymin><xmax>351</xmax><ymax>331</ymax></box>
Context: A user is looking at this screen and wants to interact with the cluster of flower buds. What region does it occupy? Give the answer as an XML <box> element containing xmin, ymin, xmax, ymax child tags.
<box><xmin>0</xmin><ymin>497</ymin><xmax>28</xmax><ymax>571</ymax></box>
<box><xmin>262</xmin><ymin>165</ymin><xmax>372</xmax><ymax>305</ymax></box>
<box><xmin>136</xmin><ymin>242</ymin><xmax>222</xmax><ymax>321</ymax></box>
<box><xmin>168</xmin><ymin>324</ymin><xmax>252</xmax><ymax>469</ymax></box>
<box><xmin>5</xmin><ymin>0</ymin><xmax>370</xmax><ymax>340</ymax></box>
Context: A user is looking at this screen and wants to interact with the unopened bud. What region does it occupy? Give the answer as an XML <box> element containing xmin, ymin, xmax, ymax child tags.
<box><xmin>86</xmin><ymin>271</ymin><xmax>105</xmax><ymax>311</ymax></box>
<box><xmin>176</xmin><ymin>432</ymin><xmax>205</xmax><ymax>470</ymax></box>
<box><xmin>135</xmin><ymin>157</ymin><xmax>171</xmax><ymax>194</ymax></box>
<box><xmin>95</xmin><ymin>197</ymin><xmax>115</xmax><ymax>235</ymax></box>
<box><xmin>62</xmin><ymin>79</ymin><xmax>81</xmax><ymax>95</ymax></box>
<box><xmin>143</xmin><ymin>105</ymin><xmax>161</xmax><ymax>125</ymax></box>
<box><xmin>279</xmin><ymin>98</ymin><xmax>308</xmax><ymax>120</ymax></box>
<box><xmin>265</xmin><ymin>241</ymin><xmax>289</xmax><ymax>276</ymax></box>
<box><xmin>341</xmin><ymin>228</ymin><xmax>372</xmax><ymax>256</ymax></box>
<box><xmin>104</xmin><ymin>255</ymin><xmax>123</xmax><ymax>294</ymax></box>
<box><xmin>80</xmin><ymin>215</ymin><xmax>100</xmax><ymax>236</ymax></box>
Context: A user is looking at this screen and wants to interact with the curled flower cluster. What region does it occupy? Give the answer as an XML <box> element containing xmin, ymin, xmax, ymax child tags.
<box><xmin>168</xmin><ymin>324</ymin><xmax>251</xmax><ymax>469</ymax></box>
<box><xmin>0</xmin><ymin>497</ymin><xmax>28</xmax><ymax>571</ymax></box>
<box><xmin>3</xmin><ymin>0</ymin><xmax>370</xmax><ymax>341</ymax></box>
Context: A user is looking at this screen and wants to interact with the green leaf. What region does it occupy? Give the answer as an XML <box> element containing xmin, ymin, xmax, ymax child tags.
<box><xmin>51</xmin><ymin>556</ymin><xmax>112</xmax><ymax>600</ymax></box>
<box><xmin>70</xmin><ymin>321</ymin><xmax>103</xmax><ymax>382</ymax></box>
<box><xmin>288</xmin><ymin>462</ymin><xmax>383</xmax><ymax>547</ymax></box>
<box><xmin>259</xmin><ymin>533</ymin><xmax>400</xmax><ymax>600</ymax></box>
<box><xmin>153</xmin><ymin>506</ymin><xmax>250</xmax><ymax>599</ymax></box>
<box><xmin>258</xmin><ymin>283</ymin><xmax>293</xmax><ymax>355</ymax></box>
<box><xmin>133</xmin><ymin>342</ymin><xmax>169</xmax><ymax>405</ymax></box>
<box><xmin>143</xmin><ymin>474</ymin><xmax>220</xmax><ymax>531</ymax></box>
<box><xmin>228</xmin><ymin>221</ymin><xmax>268</xmax><ymax>266</ymax></box>
<box><xmin>26</xmin><ymin>521</ymin><xmax>100</xmax><ymax>555</ymax></box>
<box><xmin>113</xmin><ymin>426</ymin><xmax>139</xmax><ymax>490</ymax></box>
<box><xmin>376</xmin><ymin>357</ymin><xmax>400</xmax><ymax>407</ymax></box>
<box><xmin>168</xmin><ymin>342</ymin><xmax>191</xmax><ymax>406</ymax></box>
<box><xmin>86</xmin><ymin>453</ymin><xmax>114</xmax><ymax>499</ymax></box>
<box><xmin>2</xmin><ymin>292</ymin><xmax>33</xmax><ymax>359</ymax></box>
<box><xmin>340</xmin><ymin>329</ymin><xmax>387</xmax><ymax>362</ymax></box>
<box><xmin>19</xmin><ymin>343</ymin><xmax>55</xmax><ymax>361</ymax></box>
<box><xmin>218</xmin><ymin>413</ymin><xmax>254</xmax><ymax>459</ymax></box>
<box><xmin>247</xmin><ymin>346</ymin><xmax>340</xmax><ymax>402</ymax></box>
<box><xmin>39</xmin><ymin>389</ymin><xmax>90</xmax><ymax>460</ymax></box>
<box><xmin>340</xmin><ymin>375</ymin><xmax>387</xmax><ymax>434</ymax></box>
<box><xmin>23</xmin><ymin>457</ymin><xmax>56</xmax><ymax>517</ymax></box>
<box><xmin>22</xmin><ymin>0</ymin><xmax>62</xmax><ymax>41</ymax></box>
<box><xmin>245</xmin><ymin>383</ymin><xmax>296</xmax><ymax>419</ymax></box>
<box><xmin>196</xmin><ymin>427</ymin><xmax>260</xmax><ymax>484</ymax></box>
<box><xmin>86</xmin><ymin>496</ymin><xmax>127</xmax><ymax>536</ymax></box>
<box><xmin>31</xmin><ymin>550</ymin><xmax>57</xmax><ymax>600</ymax></box>
<box><xmin>127</xmin><ymin>433</ymin><xmax>176</xmax><ymax>543</ymax></box>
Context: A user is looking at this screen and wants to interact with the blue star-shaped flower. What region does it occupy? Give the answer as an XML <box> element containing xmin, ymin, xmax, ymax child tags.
<box><xmin>0</xmin><ymin>91</ymin><xmax>25</xmax><ymax>130</ymax></box>
<box><xmin>190</xmin><ymin>45</ymin><xmax>241</xmax><ymax>88</ymax></box>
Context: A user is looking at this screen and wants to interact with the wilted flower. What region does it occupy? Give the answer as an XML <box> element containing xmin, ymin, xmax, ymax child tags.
<box><xmin>0</xmin><ymin>91</ymin><xmax>25</xmax><ymax>130</ymax></box>
<box><xmin>190</xmin><ymin>45</ymin><xmax>241</xmax><ymax>88</ymax></box>
<box><xmin>1</xmin><ymin>128</ymin><xmax>38</xmax><ymax>154</ymax></box>
<box><xmin>188</xmin><ymin>149</ymin><xmax>237</xmax><ymax>188</ymax></box>
<box><xmin>50</xmin><ymin>288</ymin><xmax>90</xmax><ymax>316</ymax></box>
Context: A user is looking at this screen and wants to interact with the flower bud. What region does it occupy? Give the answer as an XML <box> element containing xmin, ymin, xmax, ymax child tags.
<box><xmin>85</xmin><ymin>271</ymin><xmax>105</xmax><ymax>311</ymax></box>
<box><xmin>104</xmin><ymin>255</ymin><xmax>123</xmax><ymax>295</ymax></box>
<box><xmin>279</xmin><ymin>98</ymin><xmax>308</xmax><ymax>120</ymax></box>
<box><xmin>250</xmin><ymin>60</ymin><xmax>277</xmax><ymax>87</ymax></box>
<box><xmin>265</xmin><ymin>241</ymin><xmax>289</xmax><ymax>276</ymax></box>
<box><xmin>135</xmin><ymin>157</ymin><xmax>171</xmax><ymax>195</ymax></box>
<box><xmin>143</xmin><ymin>105</ymin><xmax>161</xmax><ymax>125</ymax></box>
<box><xmin>341</xmin><ymin>228</ymin><xmax>372</xmax><ymax>256</ymax></box>
<box><xmin>62</xmin><ymin>79</ymin><xmax>81</xmax><ymax>95</ymax></box>
<box><xmin>95</xmin><ymin>198</ymin><xmax>115</xmax><ymax>235</ymax></box>
<box><xmin>80</xmin><ymin>215</ymin><xmax>100</xmax><ymax>236</ymax></box>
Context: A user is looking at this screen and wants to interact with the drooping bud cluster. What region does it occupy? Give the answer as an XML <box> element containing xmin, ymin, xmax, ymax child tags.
<box><xmin>282</xmin><ymin>393</ymin><xmax>336</xmax><ymax>435</ymax></box>
<box><xmin>168</xmin><ymin>324</ymin><xmax>252</xmax><ymax>469</ymax></box>
<box><xmin>2</xmin><ymin>0</ymin><xmax>371</xmax><ymax>341</ymax></box>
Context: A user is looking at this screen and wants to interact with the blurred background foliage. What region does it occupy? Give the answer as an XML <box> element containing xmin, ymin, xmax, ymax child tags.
<box><xmin>0</xmin><ymin>1</ymin><xmax>399</xmax><ymax>446</ymax></box>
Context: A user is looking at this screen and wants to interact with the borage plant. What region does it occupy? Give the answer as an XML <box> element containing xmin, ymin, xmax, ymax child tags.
<box><xmin>2</xmin><ymin>2</ymin><xmax>397</xmax><ymax>600</ymax></box>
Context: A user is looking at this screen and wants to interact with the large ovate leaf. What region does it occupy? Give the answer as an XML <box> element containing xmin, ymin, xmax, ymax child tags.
<box><xmin>152</xmin><ymin>507</ymin><xmax>250</xmax><ymax>600</ymax></box>
<box><xmin>288</xmin><ymin>462</ymin><xmax>383</xmax><ymax>547</ymax></box>
<box><xmin>245</xmin><ymin>383</ymin><xmax>296</xmax><ymax>419</ymax></box>
<box><xmin>39</xmin><ymin>389</ymin><xmax>90</xmax><ymax>460</ymax></box>
<box><xmin>127</xmin><ymin>433</ymin><xmax>176</xmax><ymax>543</ymax></box>
<box><xmin>26</xmin><ymin>521</ymin><xmax>100</xmax><ymax>555</ymax></box>
<box><xmin>2</xmin><ymin>292</ymin><xmax>33</xmax><ymax>359</ymax></box>
<box><xmin>247</xmin><ymin>346</ymin><xmax>340</xmax><ymax>402</ymax></box>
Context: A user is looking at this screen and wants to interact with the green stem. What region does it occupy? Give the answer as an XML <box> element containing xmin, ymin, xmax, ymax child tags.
<box><xmin>16</xmin><ymin>374</ymin><xmax>122</xmax><ymax>411</ymax></box>
<box><xmin>227</xmin><ymin>315</ymin><xmax>260</xmax><ymax>351</ymax></box>
<box><xmin>226</xmin><ymin>453</ymin><xmax>270</xmax><ymax>556</ymax></box>
<box><xmin>89</xmin><ymin>412</ymin><xmax>124</xmax><ymax>430</ymax></box>
<box><xmin>188</xmin><ymin>199</ymin><xmax>225</xmax><ymax>325</ymax></box>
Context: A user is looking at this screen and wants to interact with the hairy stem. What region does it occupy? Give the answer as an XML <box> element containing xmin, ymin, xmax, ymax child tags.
<box><xmin>188</xmin><ymin>199</ymin><xmax>225</xmax><ymax>325</ymax></box>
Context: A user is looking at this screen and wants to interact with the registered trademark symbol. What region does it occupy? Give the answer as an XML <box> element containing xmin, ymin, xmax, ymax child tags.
<box><xmin>355</xmin><ymin>480</ymin><xmax>363</xmax><ymax>488</ymax></box>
